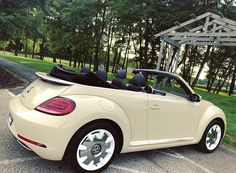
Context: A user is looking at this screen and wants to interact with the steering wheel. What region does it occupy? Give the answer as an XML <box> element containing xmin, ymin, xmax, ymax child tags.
<box><xmin>144</xmin><ymin>85</ymin><xmax>154</xmax><ymax>94</ymax></box>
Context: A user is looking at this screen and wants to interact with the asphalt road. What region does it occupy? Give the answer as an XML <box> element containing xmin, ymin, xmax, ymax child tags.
<box><xmin>1</xmin><ymin>89</ymin><xmax>236</xmax><ymax>173</ymax></box>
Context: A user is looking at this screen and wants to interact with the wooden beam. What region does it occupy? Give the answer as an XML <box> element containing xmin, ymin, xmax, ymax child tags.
<box><xmin>167</xmin><ymin>32</ymin><xmax>236</xmax><ymax>37</ymax></box>
<box><xmin>166</xmin><ymin>46</ymin><xmax>173</xmax><ymax>72</ymax></box>
<box><xmin>155</xmin><ymin>12</ymin><xmax>212</xmax><ymax>37</ymax></box>
<box><xmin>163</xmin><ymin>36</ymin><xmax>181</xmax><ymax>48</ymax></box>
<box><xmin>183</xmin><ymin>41</ymin><xmax>236</xmax><ymax>46</ymax></box>
<box><xmin>210</xmin><ymin>13</ymin><xmax>236</xmax><ymax>27</ymax></box>
<box><xmin>212</xmin><ymin>20</ymin><xmax>236</xmax><ymax>31</ymax></box>
<box><xmin>157</xmin><ymin>39</ymin><xmax>165</xmax><ymax>70</ymax></box>
<box><xmin>174</xmin><ymin>48</ymin><xmax>180</xmax><ymax>73</ymax></box>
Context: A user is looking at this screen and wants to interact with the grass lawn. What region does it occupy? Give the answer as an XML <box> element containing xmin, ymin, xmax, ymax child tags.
<box><xmin>0</xmin><ymin>51</ymin><xmax>236</xmax><ymax>149</ymax></box>
<box><xmin>0</xmin><ymin>51</ymin><xmax>74</xmax><ymax>73</ymax></box>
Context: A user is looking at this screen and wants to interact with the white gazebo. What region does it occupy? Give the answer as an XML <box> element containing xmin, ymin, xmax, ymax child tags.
<box><xmin>155</xmin><ymin>12</ymin><xmax>236</xmax><ymax>73</ymax></box>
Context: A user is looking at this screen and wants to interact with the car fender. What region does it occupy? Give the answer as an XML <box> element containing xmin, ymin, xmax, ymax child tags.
<box><xmin>195</xmin><ymin>104</ymin><xmax>226</xmax><ymax>143</ymax></box>
<box><xmin>61</xmin><ymin>95</ymin><xmax>132</xmax><ymax>153</ymax></box>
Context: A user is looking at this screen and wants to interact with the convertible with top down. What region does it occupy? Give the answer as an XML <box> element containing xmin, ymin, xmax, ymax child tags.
<box><xmin>8</xmin><ymin>65</ymin><xmax>226</xmax><ymax>172</ymax></box>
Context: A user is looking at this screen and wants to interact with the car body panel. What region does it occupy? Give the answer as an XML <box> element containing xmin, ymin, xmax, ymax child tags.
<box><xmin>20</xmin><ymin>79</ymin><xmax>71</xmax><ymax>110</ymax></box>
<box><xmin>8</xmin><ymin>71</ymin><xmax>227</xmax><ymax>161</ymax></box>
<box><xmin>61</xmin><ymin>83</ymin><xmax>148</xmax><ymax>145</ymax></box>
<box><xmin>147</xmin><ymin>93</ymin><xmax>200</xmax><ymax>140</ymax></box>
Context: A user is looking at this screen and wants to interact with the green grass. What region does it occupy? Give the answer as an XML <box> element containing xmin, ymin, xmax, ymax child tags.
<box><xmin>0</xmin><ymin>51</ymin><xmax>133</xmax><ymax>81</ymax></box>
<box><xmin>0</xmin><ymin>51</ymin><xmax>76</xmax><ymax>73</ymax></box>
<box><xmin>0</xmin><ymin>51</ymin><xmax>236</xmax><ymax>149</ymax></box>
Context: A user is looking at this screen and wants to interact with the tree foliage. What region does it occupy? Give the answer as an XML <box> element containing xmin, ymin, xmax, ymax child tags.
<box><xmin>0</xmin><ymin>0</ymin><xmax>235</xmax><ymax>94</ymax></box>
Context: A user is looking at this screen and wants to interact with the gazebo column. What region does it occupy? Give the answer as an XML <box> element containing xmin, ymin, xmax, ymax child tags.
<box><xmin>174</xmin><ymin>47</ymin><xmax>181</xmax><ymax>73</ymax></box>
<box><xmin>156</xmin><ymin>39</ymin><xmax>165</xmax><ymax>70</ymax></box>
<box><xmin>166</xmin><ymin>45</ymin><xmax>173</xmax><ymax>72</ymax></box>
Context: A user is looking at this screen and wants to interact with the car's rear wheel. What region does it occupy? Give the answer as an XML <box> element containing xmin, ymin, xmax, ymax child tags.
<box><xmin>66</xmin><ymin>122</ymin><xmax>120</xmax><ymax>173</ymax></box>
<box><xmin>197</xmin><ymin>120</ymin><xmax>223</xmax><ymax>153</ymax></box>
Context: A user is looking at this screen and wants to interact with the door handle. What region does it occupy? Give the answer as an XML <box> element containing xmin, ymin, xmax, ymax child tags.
<box><xmin>150</xmin><ymin>104</ymin><xmax>160</xmax><ymax>110</ymax></box>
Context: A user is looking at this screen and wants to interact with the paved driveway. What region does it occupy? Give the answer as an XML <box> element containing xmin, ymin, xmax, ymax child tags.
<box><xmin>1</xmin><ymin>89</ymin><xmax>236</xmax><ymax>173</ymax></box>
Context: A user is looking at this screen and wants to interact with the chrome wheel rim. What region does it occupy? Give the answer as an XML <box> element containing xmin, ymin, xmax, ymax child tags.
<box><xmin>206</xmin><ymin>124</ymin><xmax>222</xmax><ymax>151</ymax></box>
<box><xmin>76</xmin><ymin>129</ymin><xmax>115</xmax><ymax>171</ymax></box>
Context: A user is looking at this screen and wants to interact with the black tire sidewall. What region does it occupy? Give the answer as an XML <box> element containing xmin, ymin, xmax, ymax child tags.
<box><xmin>66</xmin><ymin>122</ymin><xmax>119</xmax><ymax>173</ymax></box>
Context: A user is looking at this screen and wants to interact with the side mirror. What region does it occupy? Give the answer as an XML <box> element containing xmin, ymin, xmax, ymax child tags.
<box><xmin>191</xmin><ymin>93</ymin><xmax>201</xmax><ymax>102</ymax></box>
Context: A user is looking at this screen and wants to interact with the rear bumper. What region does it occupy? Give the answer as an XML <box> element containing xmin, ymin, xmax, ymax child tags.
<box><xmin>8</xmin><ymin>96</ymin><xmax>73</xmax><ymax>161</ymax></box>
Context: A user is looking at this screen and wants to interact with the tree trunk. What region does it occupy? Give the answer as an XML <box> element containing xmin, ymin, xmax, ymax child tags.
<box><xmin>24</xmin><ymin>36</ymin><xmax>28</xmax><ymax>57</ymax></box>
<box><xmin>229</xmin><ymin>66</ymin><xmax>236</xmax><ymax>95</ymax></box>
<box><xmin>69</xmin><ymin>56</ymin><xmax>72</xmax><ymax>67</ymax></box>
<box><xmin>116</xmin><ymin>48</ymin><xmax>122</xmax><ymax>72</ymax></box>
<box><xmin>191</xmin><ymin>45</ymin><xmax>211</xmax><ymax>88</ymax></box>
<box><xmin>143</xmin><ymin>18</ymin><xmax>150</xmax><ymax>69</ymax></box>
<box><xmin>112</xmin><ymin>48</ymin><xmax>118</xmax><ymax>73</ymax></box>
<box><xmin>122</xmin><ymin>31</ymin><xmax>131</xmax><ymax>69</ymax></box>
<box><xmin>105</xmin><ymin>22</ymin><xmax>113</xmax><ymax>72</ymax></box>
<box><xmin>73</xmin><ymin>55</ymin><xmax>77</xmax><ymax>68</ymax></box>
<box><xmin>53</xmin><ymin>52</ymin><xmax>56</xmax><ymax>63</ymax></box>
<box><xmin>94</xmin><ymin>6</ymin><xmax>107</xmax><ymax>72</ymax></box>
<box><xmin>225</xmin><ymin>81</ymin><xmax>229</xmax><ymax>93</ymax></box>
<box><xmin>125</xmin><ymin>48</ymin><xmax>130</xmax><ymax>71</ymax></box>
<box><xmin>216</xmin><ymin>58</ymin><xmax>234</xmax><ymax>94</ymax></box>
<box><xmin>40</xmin><ymin>36</ymin><xmax>46</xmax><ymax>60</ymax></box>
<box><xmin>139</xmin><ymin>21</ymin><xmax>143</xmax><ymax>69</ymax></box>
<box><xmin>213</xmin><ymin>79</ymin><xmax>222</xmax><ymax>94</ymax></box>
<box><xmin>24</xmin><ymin>43</ymin><xmax>28</xmax><ymax>57</ymax></box>
<box><xmin>14</xmin><ymin>37</ymin><xmax>20</xmax><ymax>56</ymax></box>
<box><xmin>89</xmin><ymin>54</ymin><xmax>93</xmax><ymax>68</ymax></box>
<box><xmin>207</xmin><ymin>67</ymin><xmax>220</xmax><ymax>92</ymax></box>
<box><xmin>32</xmin><ymin>36</ymin><xmax>37</xmax><ymax>59</ymax></box>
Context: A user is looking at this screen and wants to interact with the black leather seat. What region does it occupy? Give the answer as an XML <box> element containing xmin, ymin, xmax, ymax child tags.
<box><xmin>127</xmin><ymin>73</ymin><xmax>146</xmax><ymax>92</ymax></box>
<box><xmin>81</xmin><ymin>66</ymin><xmax>91</xmax><ymax>74</ymax></box>
<box><xmin>96</xmin><ymin>69</ymin><xmax>108</xmax><ymax>82</ymax></box>
<box><xmin>111</xmin><ymin>70</ymin><xmax>127</xmax><ymax>89</ymax></box>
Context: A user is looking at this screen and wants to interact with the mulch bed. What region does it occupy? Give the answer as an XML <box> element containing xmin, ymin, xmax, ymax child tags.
<box><xmin>0</xmin><ymin>66</ymin><xmax>28</xmax><ymax>89</ymax></box>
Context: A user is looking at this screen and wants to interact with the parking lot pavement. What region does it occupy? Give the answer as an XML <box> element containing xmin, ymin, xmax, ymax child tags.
<box><xmin>1</xmin><ymin>89</ymin><xmax>236</xmax><ymax>173</ymax></box>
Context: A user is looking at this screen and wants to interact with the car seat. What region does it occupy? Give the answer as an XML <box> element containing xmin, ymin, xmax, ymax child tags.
<box><xmin>127</xmin><ymin>73</ymin><xmax>146</xmax><ymax>91</ymax></box>
<box><xmin>96</xmin><ymin>68</ymin><xmax>108</xmax><ymax>82</ymax></box>
<box><xmin>81</xmin><ymin>66</ymin><xmax>91</xmax><ymax>74</ymax></box>
<box><xmin>111</xmin><ymin>70</ymin><xmax>127</xmax><ymax>89</ymax></box>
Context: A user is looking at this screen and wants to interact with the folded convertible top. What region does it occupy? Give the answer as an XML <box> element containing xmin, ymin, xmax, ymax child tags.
<box><xmin>49</xmin><ymin>65</ymin><xmax>117</xmax><ymax>89</ymax></box>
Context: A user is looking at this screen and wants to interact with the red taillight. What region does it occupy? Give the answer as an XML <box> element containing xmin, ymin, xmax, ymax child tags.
<box><xmin>35</xmin><ymin>97</ymin><xmax>76</xmax><ymax>116</ymax></box>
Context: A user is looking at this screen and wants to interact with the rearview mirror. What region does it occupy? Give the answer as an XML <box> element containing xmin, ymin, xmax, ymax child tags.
<box><xmin>191</xmin><ymin>93</ymin><xmax>201</xmax><ymax>102</ymax></box>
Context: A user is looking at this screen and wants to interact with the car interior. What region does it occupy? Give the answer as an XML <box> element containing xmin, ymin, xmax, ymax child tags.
<box><xmin>49</xmin><ymin>65</ymin><xmax>189</xmax><ymax>98</ymax></box>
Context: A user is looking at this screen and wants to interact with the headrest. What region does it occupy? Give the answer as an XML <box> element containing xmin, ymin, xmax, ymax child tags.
<box><xmin>115</xmin><ymin>70</ymin><xmax>126</xmax><ymax>79</ymax></box>
<box><xmin>96</xmin><ymin>68</ymin><xmax>108</xmax><ymax>82</ymax></box>
<box><xmin>81</xmin><ymin>66</ymin><xmax>91</xmax><ymax>74</ymax></box>
<box><xmin>131</xmin><ymin>73</ymin><xmax>146</xmax><ymax>86</ymax></box>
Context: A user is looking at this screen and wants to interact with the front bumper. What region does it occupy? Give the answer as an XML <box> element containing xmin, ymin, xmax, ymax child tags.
<box><xmin>8</xmin><ymin>96</ymin><xmax>74</xmax><ymax>161</ymax></box>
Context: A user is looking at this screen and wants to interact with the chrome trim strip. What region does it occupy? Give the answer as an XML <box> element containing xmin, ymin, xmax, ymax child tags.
<box><xmin>17</xmin><ymin>140</ymin><xmax>32</xmax><ymax>151</ymax></box>
<box><xmin>130</xmin><ymin>137</ymin><xmax>194</xmax><ymax>146</ymax></box>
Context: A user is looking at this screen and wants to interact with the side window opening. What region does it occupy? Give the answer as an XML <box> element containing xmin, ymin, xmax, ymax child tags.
<box><xmin>152</xmin><ymin>74</ymin><xmax>190</xmax><ymax>99</ymax></box>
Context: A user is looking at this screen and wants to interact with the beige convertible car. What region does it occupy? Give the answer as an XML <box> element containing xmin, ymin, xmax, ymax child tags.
<box><xmin>8</xmin><ymin>65</ymin><xmax>226</xmax><ymax>172</ymax></box>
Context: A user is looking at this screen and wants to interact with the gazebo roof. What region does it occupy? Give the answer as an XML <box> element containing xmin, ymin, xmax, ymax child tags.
<box><xmin>155</xmin><ymin>12</ymin><xmax>236</xmax><ymax>47</ymax></box>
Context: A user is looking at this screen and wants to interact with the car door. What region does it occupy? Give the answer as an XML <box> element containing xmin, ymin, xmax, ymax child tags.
<box><xmin>147</xmin><ymin>74</ymin><xmax>201</xmax><ymax>144</ymax></box>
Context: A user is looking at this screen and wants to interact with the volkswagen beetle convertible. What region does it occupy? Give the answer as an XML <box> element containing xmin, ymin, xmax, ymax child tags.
<box><xmin>8</xmin><ymin>65</ymin><xmax>226</xmax><ymax>172</ymax></box>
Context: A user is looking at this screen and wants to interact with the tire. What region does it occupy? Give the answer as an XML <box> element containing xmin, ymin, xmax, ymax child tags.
<box><xmin>65</xmin><ymin>122</ymin><xmax>120</xmax><ymax>173</ymax></box>
<box><xmin>196</xmin><ymin>120</ymin><xmax>223</xmax><ymax>153</ymax></box>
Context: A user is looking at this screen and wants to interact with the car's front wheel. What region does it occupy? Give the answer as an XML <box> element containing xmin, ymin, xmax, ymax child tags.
<box><xmin>66</xmin><ymin>122</ymin><xmax>120</xmax><ymax>173</ymax></box>
<box><xmin>197</xmin><ymin>120</ymin><xmax>223</xmax><ymax>153</ymax></box>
